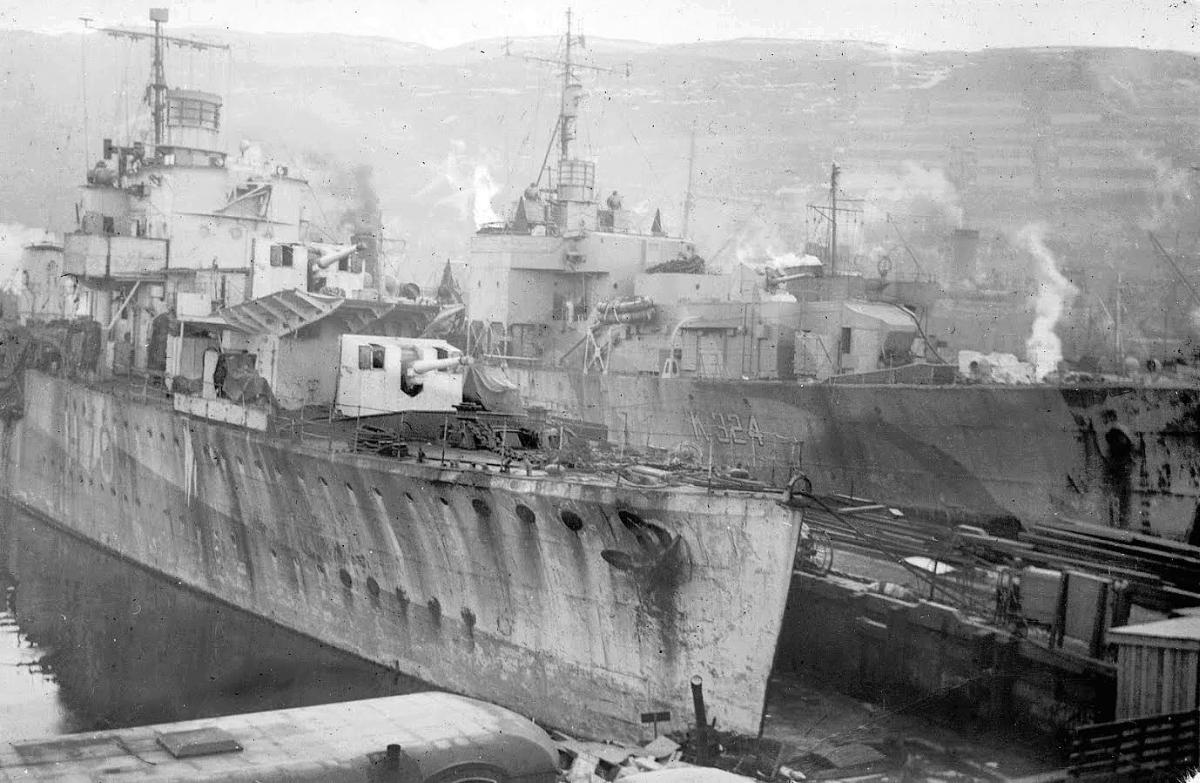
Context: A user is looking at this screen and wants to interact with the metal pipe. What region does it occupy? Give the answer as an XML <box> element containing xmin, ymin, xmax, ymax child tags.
<box><xmin>690</xmin><ymin>674</ymin><xmax>707</xmax><ymax>729</ymax></box>
<box><xmin>690</xmin><ymin>675</ymin><xmax>708</xmax><ymax>762</ymax></box>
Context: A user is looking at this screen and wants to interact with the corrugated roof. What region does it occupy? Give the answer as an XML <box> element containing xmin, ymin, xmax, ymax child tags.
<box><xmin>218</xmin><ymin>290</ymin><xmax>393</xmax><ymax>337</ymax></box>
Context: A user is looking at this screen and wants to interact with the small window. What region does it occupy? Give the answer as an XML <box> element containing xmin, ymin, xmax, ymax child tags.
<box><xmin>338</xmin><ymin>255</ymin><xmax>350</xmax><ymax>272</ymax></box>
<box><xmin>102</xmin><ymin>216</ymin><xmax>115</xmax><ymax>235</ymax></box>
<box><xmin>269</xmin><ymin>244</ymin><xmax>293</xmax><ymax>267</ymax></box>
<box><xmin>840</xmin><ymin>327</ymin><xmax>853</xmax><ymax>355</ymax></box>
<box><xmin>357</xmin><ymin>344</ymin><xmax>385</xmax><ymax>370</ymax></box>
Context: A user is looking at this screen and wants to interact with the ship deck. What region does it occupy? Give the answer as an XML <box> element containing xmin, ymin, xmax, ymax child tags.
<box><xmin>87</xmin><ymin>372</ymin><xmax>787</xmax><ymax>498</ymax></box>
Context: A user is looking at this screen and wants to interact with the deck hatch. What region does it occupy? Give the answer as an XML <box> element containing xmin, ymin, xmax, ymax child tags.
<box><xmin>155</xmin><ymin>726</ymin><xmax>243</xmax><ymax>758</ymax></box>
<box><xmin>14</xmin><ymin>736</ymin><xmax>131</xmax><ymax>765</ymax></box>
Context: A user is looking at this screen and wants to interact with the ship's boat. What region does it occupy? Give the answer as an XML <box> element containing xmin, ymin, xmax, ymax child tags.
<box><xmin>2</xmin><ymin>10</ymin><xmax>802</xmax><ymax>742</ymax></box>
<box><xmin>0</xmin><ymin>692</ymin><xmax>562</xmax><ymax>782</ymax></box>
<box><xmin>462</xmin><ymin>29</ymin><xmax>1200</xmax><ymax>542</ymax></box>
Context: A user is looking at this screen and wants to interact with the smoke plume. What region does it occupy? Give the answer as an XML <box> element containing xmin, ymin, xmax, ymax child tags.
<box><xmin>1022</xmin><ymin>224</ymin><xmax>1078</xmax><ymax>379</ymax></box>
<box><xmin>341</xmin><ymin>164</ymin><xmax>382</xmax><ymax>233</ymax></box>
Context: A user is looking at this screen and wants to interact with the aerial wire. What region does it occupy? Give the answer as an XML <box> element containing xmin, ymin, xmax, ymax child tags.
<box><xmin>80</xmin><ymin>17</ymin><xmax>90</xmax><ymax>175</ymax></box>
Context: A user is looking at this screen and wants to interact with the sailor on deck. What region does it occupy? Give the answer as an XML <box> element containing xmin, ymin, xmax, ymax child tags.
<box><xmin>606</xmin><ymin>190</ymin><xmax>623</xmax><ymax>210</ymax></box>
<box><xmin>523</xmin><ymin>183</ymin><xmax>540</xmax><ymax>202</ymax></box>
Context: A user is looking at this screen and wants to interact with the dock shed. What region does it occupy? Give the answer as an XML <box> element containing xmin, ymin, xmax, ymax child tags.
<box><xmin>1108</xmin><ymin>615</ymin><xmax>1200</xmax><ymax>719</ymax></box>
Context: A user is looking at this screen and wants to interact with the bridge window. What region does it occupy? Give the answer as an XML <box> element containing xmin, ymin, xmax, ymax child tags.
<box><xmin>840</xmin><ymin>327</ymin><xmax>853</xmax><ymax>355</ymax></box>
<box><xmin>358</xmin><ymin>344</ymin><xmax>385</xmax><ymax>370</ymax></box>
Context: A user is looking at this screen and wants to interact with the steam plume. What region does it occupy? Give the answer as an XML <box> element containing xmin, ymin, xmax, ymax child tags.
<box><xmin>861</xmin><ymin>161</ymin><xmax>964</xmax><ymax>229</ymax></box>
<box><xmin>1022</xmin><ymin>224</ymin><xmax>1077</xmax><ymax>379</ymax></box>
<box><xmin>472</xmin><ymin>165</ymin><xmax>501</xmax><ymax>228</ymax></box>
<box><xmin>0</xmin><ymin>223</ymin><xmax>48</xmax><ymax>294</ymax></box>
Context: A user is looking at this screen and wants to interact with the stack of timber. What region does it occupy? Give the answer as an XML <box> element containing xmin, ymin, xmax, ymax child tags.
<box><xmin>959</xmin><ymin>519</ymin><xmax>1200</xmax><ymax>612</ymax></box>
<box><xmin>1068</xmin><ymin>709</ymin><xmax>1200</xmax><ymax>781</ymax></box>
<box><xmin>796</xmin><ymin>494</ymin><xmax>958</xmax><ymax>561</ymax></box>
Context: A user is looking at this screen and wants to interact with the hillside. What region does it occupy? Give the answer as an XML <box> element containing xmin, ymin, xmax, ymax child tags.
<box><xmin>2</xmin><ymin>28</ymin><xmax>1199</xmax><ymax>293</ymax></box>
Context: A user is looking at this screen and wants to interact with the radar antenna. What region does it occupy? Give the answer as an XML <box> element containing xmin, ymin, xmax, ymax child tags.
<box><xmin>525</xmin><ymin>8</ymin><xmax>630</xmax><ymax>182</ymax></box>
<box><xmin>90</xmin><ymin>8</ymin><xmax>230</xmax><ymax>147</ymax></box>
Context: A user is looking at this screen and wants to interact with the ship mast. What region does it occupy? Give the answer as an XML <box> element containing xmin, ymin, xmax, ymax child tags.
<box><xmin>93</xmin><ymin>8</ymin><xmax>229</xmax><ymax>148</ymax></box>
<box><xmin>683</xmin><ymin>120</ymin><xmax>697</xmax><ymax>238</ymax></box>
<box><xmin>525</xmin><ymin>9</ymin><xmax>628</xmax><ymax>185</ymax></box>
<box><xmin>830</xmin><ymin>162</ymin><xmax>839</xmax><ymax>276</ymax></box>
<box><xmin>150</xmin><ymin>9</ymin><xmax>167</xmax><ymax>146</ymax></box>
<box><xmin>560</xmin><ymin>8</ymin><xmax>574</xmax><ymax>162</ymax></box>
<box><xmin>807</xmin><ymin>162</ymin><xmax>862</xmax><ymax>277</ymax></box>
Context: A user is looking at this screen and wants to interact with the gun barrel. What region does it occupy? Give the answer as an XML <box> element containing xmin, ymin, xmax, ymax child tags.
<box><xmin>310</xmin><ymin>244</ymin><xmax>359</xmax><ymax>270</ymax></box>
<box><xmin>766</xmin><ymin>271</ymin><xmax>811</xmax><ymax>287</ymax></box>
<box><xmin>408</xmin><ymin>355</ymin><xmax>472</xmax><ymax>375</ymax></box>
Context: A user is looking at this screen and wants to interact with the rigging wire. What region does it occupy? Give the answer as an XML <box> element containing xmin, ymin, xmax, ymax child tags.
<box><xmin>618</xmin><ymin>111</ymin><xmax>676</xmax><ymax>235</ymax></box>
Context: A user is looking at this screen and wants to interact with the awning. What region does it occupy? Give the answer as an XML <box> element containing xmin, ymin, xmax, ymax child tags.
<box><xmin>218</xmin><ymin>289</ymin><xmax>394</xmax><ymax>337</ymax></box>
<box><xmin>844</xmin><ymin>301</ymin><xmax>918</xmax><ymax>328</ymax></box>
<box><xmin>178</xmin><ymin>313</ymin><xmax>245</xmax><ymax>332</ymax></box>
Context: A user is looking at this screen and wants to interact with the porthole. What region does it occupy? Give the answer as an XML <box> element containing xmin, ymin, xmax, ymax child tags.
<box><xmin>560</xmin><ymin>509</ymin><xmax>584</xmax><ymax>532</ymax></box>
<box><xmin>339</xmin><ymin>568</ymin><xmax>352</xmax><ymax>588</ymax></box>
<box><xmin>404</xmin><ymin>492</ymin><xmax>415</xmax><ymax>502</ymax></box>
<box><xmin>471</xmin><ymin>498</ymin><xmax>491</xmax><ymax>519</ymax></box>
<box><xmin>366</xmin><ymin>577</ymin><xmax>380</xmax><ymax>598</ymax></box>
<box><xmin>439</xmin><ymin>497</ymin><xmax>450</xmax><ymax>507</ymax></box>
<box><xmin>428</xmin><ymin>597</ymin><xmax>442</xmax><ymax>618</ymax></box>
<box><xmin>515</xmin><ymin>504</ymin><xmax>536</xmax><ymax>525</ymax></box>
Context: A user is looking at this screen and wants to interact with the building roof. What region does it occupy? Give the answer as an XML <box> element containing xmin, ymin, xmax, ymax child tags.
<box><xmin>1109</xmin><ymin>615</ymin><xmax>1200</xmax><ymax>644</ymax></box>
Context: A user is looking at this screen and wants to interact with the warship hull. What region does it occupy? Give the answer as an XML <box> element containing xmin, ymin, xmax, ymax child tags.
<box><xmin>511</xmin><ymin>367</ymin><xmax>1200</xmax><ymax>540</ymax></box>
<box><xmin>0</xmin><ymin>370</ymin><xmax>800</xmax><ymax>741</ymax></box>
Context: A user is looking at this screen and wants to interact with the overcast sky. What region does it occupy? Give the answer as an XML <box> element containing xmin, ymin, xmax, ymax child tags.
<box><xmin>2</xmin><ymin>0</ymin><xmax>1198</xmax><ymax>53</ymax></box>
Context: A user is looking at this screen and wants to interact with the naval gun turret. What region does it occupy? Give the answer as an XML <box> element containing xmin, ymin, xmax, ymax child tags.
<box><xmin>336</xmin><ymin>336</ymin><xmax>472</xmax><ymax>416</ymax></box>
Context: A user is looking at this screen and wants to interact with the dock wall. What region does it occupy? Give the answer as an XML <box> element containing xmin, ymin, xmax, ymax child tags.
<box><xmin>776</xmin><ymin>573</ymin><xmax>1116</xmax><ymax>739</ymax></box>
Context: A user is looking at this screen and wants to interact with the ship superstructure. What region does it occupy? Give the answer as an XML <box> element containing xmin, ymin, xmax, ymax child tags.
<box><xmin>465</xmin><ymin>16</ymin><xmax>1200</xmax><ymax>540</ymax></box>
<box><xmin>2</xmin><ymin>9</ymin><xmax>803</xmax><ymax>742</ymax></box>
